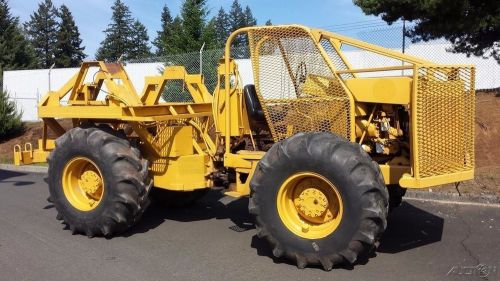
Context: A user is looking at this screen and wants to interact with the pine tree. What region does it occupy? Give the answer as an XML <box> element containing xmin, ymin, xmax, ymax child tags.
<box><xmin>169</xmin><ymin>16</ymin><xmax>185</xmax><ymax>54</ymax></box>
<box><xmin>180</xmin><ymin>0</ymin><xmax>208</xmax><ymax>52</ymax></box>
<box><xmin>129</xmin><ymin>19</ymin><xmax>151</xmax><ymax>59</ymax></box>
<box><xmin>0</xmin><ymin>89</ymin><xmax>23</xmax><ymax>139</ymax></box>
<box><xmin>354</xmin><ymin>0</ymin><xmax>500</xmax><ymax>63</ymax></box>
<box><xmin>202</xmin><ymin>18</ymin><xmax>217</xmax><ymax>50</ymax></box>
<box><xmin>228</xmin><ymin>0</ymin><xmax>245</xmax><ymax>32</ymax></box>
<box><xmin>153</xmin><ymin>5</ymin><xmax>174</xmax><ymax>55</ymax></box>
<box><xmin>54</xmin><ymin>5</ymin><xmax>85</xmax><ymax>67</ymax></box>
<box><xmin>0</xmin><ymin>0</ymin><xmax>36</xmax><ymax>80</ymax></box>
<box><xmin>265</xmin><ymin>19</ymin><xmax>272</xmax><ymax>26</ymax></box>
<box><xmin>243</xmin><ymin>6</ymin><xmax>256</xmax><ymax>27</ymax></box>
<box><xmin>95</xmin><ymin>0</ymin><xmax>134</xmax><ymax>61</ymax></box>
<box><xmin>228</xmin><ymin>0</ymin><xmax>253</xmax><ymax>47</ymax></box>
<box><xmin>214</xmin><ymin>7</ymin><xmax>229</xmax><ymax>47</ymax></box>
<box><xmin>25</xmin><ymin>0</ymin><xmax>58</xmax><ymax>68</ymax></box>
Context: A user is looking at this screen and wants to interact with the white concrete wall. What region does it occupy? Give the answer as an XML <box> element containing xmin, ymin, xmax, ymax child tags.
<box><xmin>4</xmin><ymin>42</ymin><xmax>499</xmax><ymax>121</ymax></box>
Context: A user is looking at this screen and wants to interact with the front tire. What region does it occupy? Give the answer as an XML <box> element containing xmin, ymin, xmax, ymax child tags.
<box><xmin>249</xmin><ymin>132</ymin><xmax>388</xmax><ymax>270</ymax></box>
<box><xmin>48</xmin><ymin>127</ymin><xmax>152</xmax><ymax>237</ymax></box>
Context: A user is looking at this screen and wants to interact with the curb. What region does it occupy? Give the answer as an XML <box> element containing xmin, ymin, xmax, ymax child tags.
<box><xmin>405</xmin><ymin>189</ymin><xmax>500</xmax><ymax>207</ymax></box>
<box><xmin>0</xmin><ymin>163</ymin><xmax>48</xmax><ymax>174</ymax></box>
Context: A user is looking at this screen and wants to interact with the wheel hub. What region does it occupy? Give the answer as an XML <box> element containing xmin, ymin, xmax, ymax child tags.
<box><xmin>79</xmin><ymin>170</ymin><xmax>102</xmax><ymax>195</ymax></box>
<box><xmin>294</xmin><ymin>187</ymin><xmax>329</xmax><ymax>218</ymax></box>
<box><xmin>62</xmin><ymin>157</ymin><xmax>105</xmax><ymax>211</ymax></box>
<box><xmin>277</xmin><ymin>173</ymin><xmax>343</xmax><ymax>239</ymax></box>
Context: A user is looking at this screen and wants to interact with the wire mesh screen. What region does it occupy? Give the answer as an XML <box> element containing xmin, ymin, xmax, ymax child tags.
<box><xmin>320</xmin><ymin>38</ymin><xmax>354</xmax><ymax>80</ymax></box>
<box><xmin>247</xmin><ymin>26</ymin><xmax>351</xmax><ymax>141</ymax></box>
<box><xmin>415</xmin><ymin>66</ymin><xmax>475</xmax><ymax>178</ymax></box>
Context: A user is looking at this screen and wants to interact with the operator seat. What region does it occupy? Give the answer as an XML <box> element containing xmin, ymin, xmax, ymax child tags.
<box><xmin>243</xmin><ymin>84</ymin><xmax>267</xmax><ymax>131</ymax></box>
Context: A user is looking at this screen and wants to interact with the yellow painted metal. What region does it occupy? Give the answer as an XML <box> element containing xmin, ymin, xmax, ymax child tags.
<box><xmin>213</xmin><ymin>58</ymin><xmax>251</xmax><ymax>137</ymax></box>
<box><xmin>276</xmin><ymin>172</ymin><xmax>343</xmax><ymax>239</ymax></box>
<box><xmin>244</xmin><ymin>25</ymin><xmax>352</xmax><ymax>142</ymax></box>
<box><xmin>14</xmin><ymin>24</ymin><xmax>475</xmax><ymax>192</ymax></box>
<box><xmin>400</xmin><ymin>170</ymin><xmax>474</xmax><ymax>188</ymax></box>
<box><xmin>156</xmin><ymin>125</ymin><xmax>194</xmax><ymax>157</ymax></box>
<box><xmin>37</xmin><ymin>62</ymin><xmax>213</xmax><ymax>123</ymax></box>
<box><xmin>62</xmin><ymin>157</ymin><xmax>104</xmax><ymax>211</ymax></box>
<box><xmin>403</xmin><ymin>65</ymin><xmax>475</xmax><ymax>188</ymax></box>
<box><xmin>140</xmin><ymin>66</ymin><xmax>212</xmax><ymax>105</ymax></box>
<box><xmin>13</xmin><ymin>140</ymin><xmax>55</xmax><ymax>165</ymax></box>
<box><xmin>345</xmin><ymin>77</ymin><xmax>412</xmax><ymax>105</ymax></box>
<box><xmin>225</xmin><ymin>150</ymin><xmax>265</xmax><ymax>197</ymax></box>
<box><xmin>152</xmin><ymin>154</ymin><xmax>209</xmax><ymax>191</ymax></box>
<box><xmin>220</xmin><ymin>24</ymin><xmax>475</xmax><ymax>189</ymax></box>
<box><xmin>379</xmin><ymin>164</ymin><xmax>411</xmax><ymax>185</ymax></box>
<box><xmin>146</xmin><ymin>125</ymin><xmax>212</xmax><ymax>191</ymax></box>
<box><xmin>335</xmin><ymin>65</ymin><xmax>414</xmax><ymax>74</ymax></box>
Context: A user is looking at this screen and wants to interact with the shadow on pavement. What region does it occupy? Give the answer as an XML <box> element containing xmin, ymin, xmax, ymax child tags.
<box><xmin>49</xmin><ymin>186</ymin><xmax>442</xmax><ymax>267</ymax></box>
<box><xmin>121</xmin><ymin>189</ymin><xmax>254</xmax><ymax>237</ymax></box>
<box><xmin>0</xmin><ymin>169</ymin><xmax>34</xmax><ymax>186</ymax></box>
<box><xmin>249</xmin><ymin>201</ymin><xmax>444</xmax><ymax>268</ymax></box>
<box><xmin>378</xmin><ymin>202</ymin><xmax>444</xmax><ymax>254</ymax></box>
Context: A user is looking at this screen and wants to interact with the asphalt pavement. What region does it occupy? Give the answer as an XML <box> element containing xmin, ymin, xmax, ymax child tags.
<box><xmin>0</xmin><ymin>169</ymin><xmax>499</xmax><ymax>281</ymax></box>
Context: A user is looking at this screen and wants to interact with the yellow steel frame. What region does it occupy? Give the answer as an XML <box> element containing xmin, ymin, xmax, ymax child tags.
<box><xmin>221</xmin><ymin>25</ymin><xmax>475</xmax><ymax>190</ymax></box>
<box><xmin>14</xmin><ymin>62</ymin><xmax>216</xmax><ymax>172</ymax></box>
<box><xmin>14</xmin><ymin>24</ymin><xmax>475</xmax><ymax>195</ymax></box>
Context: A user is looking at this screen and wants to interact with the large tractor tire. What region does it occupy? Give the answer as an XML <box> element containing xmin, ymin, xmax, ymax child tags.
<box><xmin>249</xmin><ymin>132</ymin><xmax>388</xmax><ymax>270</ymax></box>
<box><xmin>150</xmin><ymin>188</ymin><xmax>209</xmax><ymax>208</ymax></box>
<box><xmin>47</xmin><ymin>127</ymin><xmax>152</xmax><ymax>237</ymax></box>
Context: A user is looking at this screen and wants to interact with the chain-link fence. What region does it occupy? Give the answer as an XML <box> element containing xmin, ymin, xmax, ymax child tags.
<box><xmin>126</xmin><ymin>46</ymin><xmax>250</xmax><ymax>102</ymax></box>
<box><xmin>124</xmin><ymin>23</ymin><xmax>499</xmax><ymax>93</ymax></box>
<box><xmin>5</xmin><ymin>23</ymin><xmax>499</xmax><ymax>121</ymax></box>
<box><xmin>344</xmin><ymin>23</ymin><xmax>499</xmax><ymax>90</ymax></box>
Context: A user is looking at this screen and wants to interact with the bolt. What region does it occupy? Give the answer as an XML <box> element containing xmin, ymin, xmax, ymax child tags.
<box><xmin>302</xmin><ymin>224</ymin><xmax>309</xmax><ymax>232</ymax></box>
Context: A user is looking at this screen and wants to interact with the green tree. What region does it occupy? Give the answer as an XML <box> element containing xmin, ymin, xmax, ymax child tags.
<box><xmin>95</xmin><ymin>0</ymin><xmax>134</xmax><ymax>61</ymax></box>
<box><xmin>265</xmin><ymin>19</ymin><xmax>272</xmax><ymax>26</ymax></box>
<box><xmin>228</xmin><ymin>0</ymin><xmax>256</xmax><ymax>47</ymax></box>
<box><xmin>153</xmin><ymin>5</ymin><xmax>174</xmax><ymax>55</ymax></box>
<box><xmin>228</xmin><ymin>0</ymin><xmax>245</xmax><ymax>32</ymax></box>
<box><xmin>354</xmin><ymin>0</ymin><xmax>500</xmax><ymax>62</ymax></box>
<box><xmin>0</xmin><ymin>0</ymin><xmax>36</xmax><ymax>81</ymax></box>
<box><xmin>169</xmin><ymin>16</ymin><xmax>185</xmax><ymax>54</ymax></box>
<box><xmin>214</xmin><ymin>7</ymin><xmax>230</xmax><ymax>47</ymax></box>
<box><xmin>0</xmin><ymin>89</ymin><xmax>23</xmax><ymax>139</ymax></box>
<box><xmin>129</xmin><ymin>19</ymin><xmax>152</xmax><ymax>59</ymax></box>
<box><xmin>54</xmin><ymin>4</ymin><xmax>85</xmax><ymax>67</ymax></box>
<box><xmin>180</xmin><ymin>0</ymin><xmax>208</xmax><ymax>52</ymax></box>
<box><xmin>243</xmin><ymin>6</ymin><xmax>256</xmax><ymax>26</ymax></box>
<box><xmin>202</xmin><ymin>18</ymin><xmax>217</xmax><ymax>50</ymax></box>
<box><xmin>25</xmin><ymin>0</ymin><xmax>58</xmax><ymax>68</ymax></box>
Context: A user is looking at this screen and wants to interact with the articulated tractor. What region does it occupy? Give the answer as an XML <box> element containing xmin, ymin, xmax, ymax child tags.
<box><xmin>14</xmin><ymin>25</ymin><xmax>474</xmax><ymax>270</ymax></box>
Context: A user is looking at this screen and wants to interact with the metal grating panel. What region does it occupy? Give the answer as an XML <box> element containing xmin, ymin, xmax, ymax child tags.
<box><xmin>247</xmin><ymin>26</ymin><xmax>351</xmax><ymax>141</ymax></box>
<box><xmin>320</xmin><ymin>38</ymin><xmax>354</xmax><ymax>80</ymax></box>
<box><xmin>415</xmin><ymin>66</ymin><xmax>475</xmax><ymax>178</ymax></box>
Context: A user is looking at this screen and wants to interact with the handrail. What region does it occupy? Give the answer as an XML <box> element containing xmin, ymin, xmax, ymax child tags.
<box><xmin>335</xmin><ymin>65</ymin><xmax>414</xmax><ymax>74</ymax></box>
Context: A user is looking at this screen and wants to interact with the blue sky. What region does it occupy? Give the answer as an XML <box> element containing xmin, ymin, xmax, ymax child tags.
<box><xmin>10</xmin><ymin>0</ymin><xmax>390</xmax><ymax>59</ymax></box>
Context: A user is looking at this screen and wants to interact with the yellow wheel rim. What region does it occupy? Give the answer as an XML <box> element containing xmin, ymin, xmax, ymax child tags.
<box><xmin>277</xmin><ymin>172</ymin><xmax>343</xmax><ymax>239</ymax></box>
<box><xmin>62</xmin><ymin>157</ymin><xmax>105</xmax><ymax>211</ymax></box>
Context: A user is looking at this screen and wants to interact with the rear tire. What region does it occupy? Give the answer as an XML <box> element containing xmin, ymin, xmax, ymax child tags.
<box><xmin>48</xmin><ymin>127</ymin><xmax>152</xmax><ymax>237</ymax></box>
<box><xmin>249</xmin><ymin>132</ymin><xmax>388</xmax><ymax>270</ymax></box>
